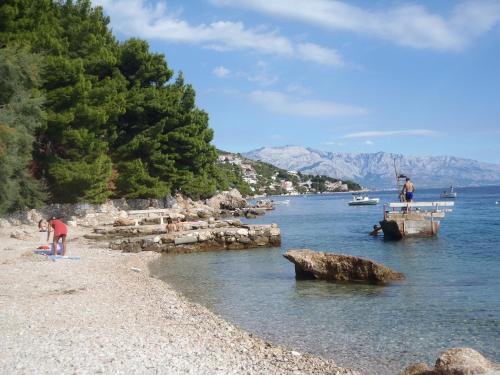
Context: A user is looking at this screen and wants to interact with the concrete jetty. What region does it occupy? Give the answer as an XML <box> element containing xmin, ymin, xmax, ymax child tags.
<box><xmin>87</xmin><ymin>220</ymin><xmax>281</xmax><ymax>254</ymax></box>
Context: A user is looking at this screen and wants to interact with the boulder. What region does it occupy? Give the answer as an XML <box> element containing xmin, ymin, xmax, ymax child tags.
<box><xmin>114</xmin><ymin>217</ymin><xmax>136</xmax><ymax>227</ymax></box>
<box><xmin>435</xmin><ymin>348</ymin><xmax>498</xmax><ymax>375</ymax></box>
<box><xmin>0</xmin><ymin>218</ymin><xmax>11</xmax><ymax>228</ymax></box>
<box><xmin>10</xmin><ymin>230</ymin><xmax>33</xmax><ymax>241</ymax></box>
<box><xmin>255</xmin><ymin>199</ymin><xmax>274</xmax><ymax>210</ymax></box>
<box><xmin>206</xmin><ymin>189</ymin><xmax>247</xmax><ymax>210</ymax></box>
<box><xmin>283</xmin><ymin>249</ymin><xmax>405</xmax><ymax>284</ymax></box>
<box><xmin>400</xmin><ymin>363</ymin><xmax>436</xmax><ymax>375</ymax></box>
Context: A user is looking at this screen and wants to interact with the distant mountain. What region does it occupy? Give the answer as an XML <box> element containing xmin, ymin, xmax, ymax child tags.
<box><xmin>243</xmin><ymin>146</ymin><xmax>500</xmax><ymax>189</ymax></box>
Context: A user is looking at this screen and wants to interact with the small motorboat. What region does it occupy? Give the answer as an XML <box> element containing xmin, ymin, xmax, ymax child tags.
<box><xmin>273</xmin><ymin>199</ymin><xmax>290</xmax><ymax>205</ymax></box>
<box><xmin>440</xmin><ymin>186</ymin><xmax>457</xmax><ymax>199</ymax></box>
<box><xmin>348</xmin><ymin>194</ymin><xmax>380</xmax><ymax>206</ymax></box>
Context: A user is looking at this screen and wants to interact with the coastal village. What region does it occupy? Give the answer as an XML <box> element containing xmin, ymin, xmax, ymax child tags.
<box><xmin>217</xmin><ymin>152</ymin><xmax>355</xmax><ymax>195</ymax></box>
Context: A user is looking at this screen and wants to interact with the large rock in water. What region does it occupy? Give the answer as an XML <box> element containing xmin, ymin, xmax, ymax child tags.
<box><xmin>434</xmin><ymin>348</ymin><xmax>498</xmax><ymax>375</ymax></box>
<box><xmin>283</xmin><ymin>249</ymin><xmax>405</xmax><ymax>284</ymax></box>
<box><xmin>206</xmin><ymin>189</ymin><xmax>247</xmax><ymax>210</ymax></box>
<box><xmin>401</xmin><ymin>348</ymin><xmax>499</xmax><ymax>375</ymax></box>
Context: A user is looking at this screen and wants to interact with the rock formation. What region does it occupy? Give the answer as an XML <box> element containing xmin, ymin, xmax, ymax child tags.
<box><xmin>283</xmin><ymin>249</ymin><xmax>405</xmax><ymax>284</ymax></box>
<box><xmin>434</xmin><ymin>348</ymin><xmax>498</xmax><ymax>375</ymax></box>
<box><xmin>1</xmin><ymin>190</ymin><xmax>248</xmax><ymax>227</ymax></box>
<box><xmin>205</xmin><ymin>189</ymin><xmax>247</xmax><ymax>210</ymax></box>
<box><xmin>400</xmin><ymin>347</ymin><xmax>499</xmax><ymax>375</ymax></box>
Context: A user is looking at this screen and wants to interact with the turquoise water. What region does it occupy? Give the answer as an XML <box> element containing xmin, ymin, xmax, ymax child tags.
<box><xmin>149</xmin><ymin>187</ymin><xmax>500</xmax><ymax>374</ymax></box>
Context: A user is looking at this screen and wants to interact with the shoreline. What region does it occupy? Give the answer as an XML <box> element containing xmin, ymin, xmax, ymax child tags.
<box><xmin>0</xmin><ymin>225</ymin><xmax>360</xmax><ymax>374</ymax></box>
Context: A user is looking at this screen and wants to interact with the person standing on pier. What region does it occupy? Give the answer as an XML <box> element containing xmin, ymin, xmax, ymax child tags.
<box><xmin>401</xmin><ymin>177</ymin><xmax>415</xmax><ymax>202</ymax></box>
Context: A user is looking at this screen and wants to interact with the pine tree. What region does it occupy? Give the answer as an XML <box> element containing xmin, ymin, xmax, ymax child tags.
<box><xmin>0</xmin><ymin>46</ymin><xmax>46</xmax><ymax>214</ymax></box>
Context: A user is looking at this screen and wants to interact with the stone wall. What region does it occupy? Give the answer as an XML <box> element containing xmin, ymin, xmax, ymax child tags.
<box><xmin>105</xmin><ymin>223</ymin><xmax>281</xmax><ymax>254</ymax></box>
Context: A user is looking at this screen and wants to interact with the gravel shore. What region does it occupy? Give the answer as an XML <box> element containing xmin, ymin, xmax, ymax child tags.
<box><xmin>0</xmin><ymin>225</ymin><xmax>360</xmax><ymax>375</ymax></box>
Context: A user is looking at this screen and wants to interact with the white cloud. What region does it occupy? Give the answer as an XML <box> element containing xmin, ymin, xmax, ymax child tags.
<box><xmin>213</xmin><ymin>66</ymin><xmax>231</xmax><ymax>78</ymax></box>
<box><xmin>213</xmin><ymin>0</ymin><xmax>500</xmax><ymax>51</ymax></box>
<box><xmin>365</xmin><ymin>140</ymin><xmax>374</xmax><ymax>145</ymax></box>
<box><xmin>286</xmin><ymin>83</ymin><xmax>312</xmax><ymax>96</ymax></box>
<box><xmin>246</xmin><ymin>73</ymin><xmax>278</xmax><ymax>86</ymax></box>
<box><xmin>94</xmin><ymin>0</ymin><xmax>344</xmax><ymax>65</ymax></box>
<box><xmin>249</xmin><ymin>90</ymin><xmax>367</xmax><ymax>117</ymax></box>
<box><xmin>296</xmin><ymin>43</ymin><xmax>343</xmax><ymax>66</ymax></box>
<box><xmin>343</xmin><ymin>129</ymin><xmax>441</xmax><ymax>138</ymax></box>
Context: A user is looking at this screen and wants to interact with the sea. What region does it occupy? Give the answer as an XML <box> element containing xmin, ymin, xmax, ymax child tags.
<box><xmin>149</xmin><ymin>186</ymin><xmax>500</xmax><ymax>375</ymax></box>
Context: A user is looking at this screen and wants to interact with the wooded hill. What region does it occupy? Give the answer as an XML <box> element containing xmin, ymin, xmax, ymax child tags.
<box><xmin>0</xmin><ymin>0</ymin><xmax>240</xmax><ymax>214</ymax></box>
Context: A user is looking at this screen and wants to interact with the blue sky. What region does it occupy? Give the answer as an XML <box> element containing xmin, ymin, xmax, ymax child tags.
<box><xmin>95</xmin><ymin>0</ymin><xmax>500</xmax><ymax>163</ymax></box>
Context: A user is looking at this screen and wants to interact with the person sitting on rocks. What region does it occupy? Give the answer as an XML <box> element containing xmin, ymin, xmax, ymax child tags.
<box><xmin>166</xmin><ymin>217</ymin><xmax>177</xmax><ymax>233</ymax></box>
<box><xmin>175</xmin><ymin>217</ymin><xmax>184</xmax><ymax>232</ymax></box>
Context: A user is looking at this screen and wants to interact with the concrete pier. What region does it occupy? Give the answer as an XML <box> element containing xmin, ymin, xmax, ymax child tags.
<box><xmin>91</xmin><ymin>221</ymin><xmax>281</xmax><ymax>254</ymax></box>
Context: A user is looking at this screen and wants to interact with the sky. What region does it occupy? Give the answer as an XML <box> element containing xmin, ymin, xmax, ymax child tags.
<box><xmin>94</xmin><ymin>0</ymin><xmax>500</xmax><ymax>163</ymax></box>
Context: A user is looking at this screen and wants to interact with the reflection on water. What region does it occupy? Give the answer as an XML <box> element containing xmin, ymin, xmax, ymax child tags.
<box><xmin>150</xmin><ymin>187</ymin><xmax>500</xmax><ymax>375</ymax></box>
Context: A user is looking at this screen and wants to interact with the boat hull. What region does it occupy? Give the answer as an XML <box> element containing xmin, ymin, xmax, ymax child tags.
<box><xmin>440</xmin><ymin>193</ymin><xmax>457</xmax><ymax>199</ymax></box>
<box><xmin>348</xmin><ymin>200</ymin><xmax>379</xmax><ymax>206</ymax></box>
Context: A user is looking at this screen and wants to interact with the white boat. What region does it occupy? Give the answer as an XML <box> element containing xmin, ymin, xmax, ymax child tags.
<box><xmin>348</xmin><ymin>194</ymin><xmax>380</xmax><ymax>206</ymax></box>
<box><xmin>440</xmin><ymin>186</ymin><xmax>457</xmax><ymax>199</ymax></box>
<box><xmin>273</xmin><ymin>199</ymin><xmax>290</xmax><ymax>205</ymax></box>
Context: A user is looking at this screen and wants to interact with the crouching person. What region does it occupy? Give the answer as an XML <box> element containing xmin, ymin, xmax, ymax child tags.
<box><xmin>47</xmin><ymin>217</ymin><xmax>68</xmax><ymax>256</ymax></box>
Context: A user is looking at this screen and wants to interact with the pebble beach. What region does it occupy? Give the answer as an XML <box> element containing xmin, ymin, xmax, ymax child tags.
<box><xmin>0</xmin><ymin>225</ymin><xmax>359</xmax><ymax>375</ymax></box>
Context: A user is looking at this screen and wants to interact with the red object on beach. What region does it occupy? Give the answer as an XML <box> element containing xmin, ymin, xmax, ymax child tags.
<box><xmin>37</xmin><ymin>245</ymin><xmax>50</xmax><ymax>249</ymax></box>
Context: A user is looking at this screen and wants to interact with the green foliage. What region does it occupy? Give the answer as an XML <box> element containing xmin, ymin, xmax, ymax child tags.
<box><xmin>48</xmin><ymin>153</ymin><xmax>112</xmax><ymax>203</ymax></box>
<box><xmin>115</xmin><ymin>159</ymin><xmax>170</xmax><ymax>199</ymax></box>
<box><xmin>0</xmin><ymin>0</ymin><xmax>220</xmax><ymax>206</ymax></box>
<box><xmin>212</xmin><ymin>163</ymin><xmax>253</xmax><ymax>196</ymax></box>
<box><xmin>0</xmin><ymin>46</ymin><xmax>46</xmax><ymax>214</ymax></box>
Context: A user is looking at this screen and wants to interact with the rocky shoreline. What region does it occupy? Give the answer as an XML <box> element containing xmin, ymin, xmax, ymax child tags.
<box><xmin>0</xmin><ymin>224</ymin><xmax>359</xmax><ymax>375</ymax></box>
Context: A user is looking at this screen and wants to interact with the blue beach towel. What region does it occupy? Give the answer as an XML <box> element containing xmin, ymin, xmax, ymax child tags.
<box><xmin>34</xmin><ymin>250</ymin><xmax>59</xmax><ymax>256</ymax></box>
<box><xmin>48</xmin><ymin>255</ymin><xmax>80</xmax><ymax>261</ymax></box>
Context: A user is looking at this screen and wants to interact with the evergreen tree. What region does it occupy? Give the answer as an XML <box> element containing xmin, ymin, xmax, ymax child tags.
<box><xmin>114</xmin><ymin>41</ymin><xmax>218</xmax><ymax>199</ymax></box>
<box><xmin>0</xmin><ymin>46</ymin><xmax>46</xmax><ymax>214</ymax></box>
<box><xmin>0</xmin><ymin>0</ymin><xmax>220</xmax><ymax>204</ymax></box>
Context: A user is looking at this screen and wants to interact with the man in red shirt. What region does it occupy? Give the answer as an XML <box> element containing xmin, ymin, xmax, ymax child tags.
<box><xmin>47</xmin><ymin>218</ymin><xmax>68</xmax><ymax>256</ymax></box>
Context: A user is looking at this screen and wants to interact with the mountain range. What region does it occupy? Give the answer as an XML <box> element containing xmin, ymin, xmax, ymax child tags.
<box><xmin>243</xmin><ymin>146</ymin><xmax>500</xmax><ymax>189</ymax></box>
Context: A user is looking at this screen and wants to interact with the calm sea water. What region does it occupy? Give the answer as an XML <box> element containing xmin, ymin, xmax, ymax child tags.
<box><xmin>149</xmin><ymin>187</ymin><xmax>500</xmax><ymax>375</ymax></box>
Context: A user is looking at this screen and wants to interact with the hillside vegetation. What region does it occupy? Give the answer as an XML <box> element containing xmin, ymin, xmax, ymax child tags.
<box><xmin>0</xmin><ymin>1</ymin><xmax>361</xmax><ymax>215</ymax></box>
<box><xmin>0</xmin><ymin>0</ymin><xmax>228</xmax><ymax>213</ymax></box>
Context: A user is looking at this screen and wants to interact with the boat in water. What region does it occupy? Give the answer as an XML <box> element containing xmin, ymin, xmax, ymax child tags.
<box><xmin>273</xmin><ymin>199</ymin><xmax>290</xmax><ymax>205</ymax></box>
<box><xmin>348</xmin><ymin>193</ymin><xmax>380</xmax><ymax>206</ymax></box>
<box><xmin>378</xmin><ymin>160</ymin><xmax>454</xmax><ymax>240</ymax></box>
<box><xmin>440</xmin><ymin>186</ymin><xmax>457</xmax><ymax>199</ymax></box>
